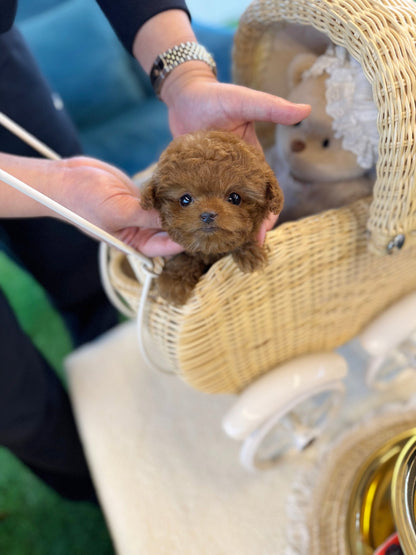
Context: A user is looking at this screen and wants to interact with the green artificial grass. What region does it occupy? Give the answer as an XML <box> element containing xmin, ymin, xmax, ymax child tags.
<box><xmin>0</xmin><ymin>252</ymin><xmax>73</xmax><ymax>379</ymax></box>
<box><xmin>0</xmin><ymin>253</ymin><xmax>115</xmax><ymax>553</ymax></box>
<box><xmin>0</xmin><ymin>449</ymin><xmax>114</xmax><ymax>555</ymax></box>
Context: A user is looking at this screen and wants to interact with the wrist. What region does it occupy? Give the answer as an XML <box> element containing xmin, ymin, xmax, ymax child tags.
<box><xmin>159</xmin><ymin>60</ymin><xmax>218</xmax><ymax>106</ymax></box>
<box><xmin>132</xmin><ymin>10</ymin><xmax>217</xmax><ymax>101</ymax></box>
<box><xmin>150</xmin><ymin>42</ymin><xmax>217</xmax><ymax>100</ymax></box>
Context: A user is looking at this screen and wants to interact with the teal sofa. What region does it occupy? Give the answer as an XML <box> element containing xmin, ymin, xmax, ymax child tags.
<box><xmin>15</xmin><ymin>0</ymin><xmax>234</xmax><ymax>175</ymax></box>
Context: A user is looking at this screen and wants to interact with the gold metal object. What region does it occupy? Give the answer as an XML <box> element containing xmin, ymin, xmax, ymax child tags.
<box><xmin>346</xmin><ymin>428</ymin><xmax>416</xmax><ymax>554</ymax></box>
<box><xmin>392</xmin><ymin>435</ymin><xmax>416</xmax><ymax>554</ymax></box>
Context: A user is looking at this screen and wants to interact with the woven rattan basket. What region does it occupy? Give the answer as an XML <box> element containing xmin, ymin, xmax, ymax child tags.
<box><xmin>103</xmin><ymin>0</ymin><xmax>416</xmax><ymax>395</ymax></box>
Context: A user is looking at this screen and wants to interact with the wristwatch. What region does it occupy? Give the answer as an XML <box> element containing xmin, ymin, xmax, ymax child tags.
<box><xmin>150</xmin><ymin>41</ymin><xmax>217</xmax><ymax>99</ymax></box>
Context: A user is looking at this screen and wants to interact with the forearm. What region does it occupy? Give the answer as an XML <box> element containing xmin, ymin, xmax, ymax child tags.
<box><xmin>132</xmin><ymin>10</ymin><xmax>196</xmax><ymax>73</ymax></box>
<box><xmin>0</xmin><ymin>152</ymin><xmax>66</xmax><ymax>218</ymax></box>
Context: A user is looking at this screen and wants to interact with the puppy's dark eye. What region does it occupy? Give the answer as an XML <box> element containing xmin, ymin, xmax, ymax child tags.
<box><xmin>179</xmin><ymin>193</ymin><xmax>193</xmax><ymax>207</ymax></box>
<box><xmin>322</xmin><ymin>138</ymin><xmax>330</xmax><ymax>148</ymax></box>
<box><xmin>227</xmin><ymin>192</ymin><xmax>241</xmax><ymax>205</ymax></box>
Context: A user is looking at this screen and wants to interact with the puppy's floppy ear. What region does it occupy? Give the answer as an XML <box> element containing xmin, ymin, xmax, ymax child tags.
<box><xmin>140</xmin><ymin>176</ymin><xmax>159</xmax><ymax>210</ymax></box>
<box><xmin>265</xmin><ymin>169</ymin><xmax>284</xmax><ymax>215</ymax></box>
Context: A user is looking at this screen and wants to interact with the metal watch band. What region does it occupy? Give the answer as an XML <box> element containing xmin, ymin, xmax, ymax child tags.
<box><xmin>150</xmin><ymin>41</ymin><xmax>217</xmax><ymax>99</ymax></box>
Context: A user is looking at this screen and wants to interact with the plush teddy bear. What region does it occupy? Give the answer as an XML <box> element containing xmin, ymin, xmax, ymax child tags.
<box><xmin>266</xmin><ymin>46</ymin><xmax>377</xmax><ymax>223</ymax></box>
<box><xmin>250</xmin><ymin>24</ymin><xmax>331</xmax><ymax>150</ymax></box>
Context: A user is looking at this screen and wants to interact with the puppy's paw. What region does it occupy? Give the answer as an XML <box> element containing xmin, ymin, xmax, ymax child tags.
<box><xmin>157</xmin><ymin>274</ymin><xmax>195</xmax><ymax>306</ymax></box>
<box><xmin>232</xmin><ymin>242</ymin><xmax>268</xmax><ymax>273</ymax></box>
<box><xmin>156</xmin><ymin>253</ymin><xmax>207</xmax><ymax>306</ymax></box>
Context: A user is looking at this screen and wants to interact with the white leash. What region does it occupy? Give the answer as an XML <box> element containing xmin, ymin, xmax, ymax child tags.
<box><xmin>0</xmin><ymin>111</ymin><xmax>173</xmax><ymax>374</ymax></box>
<box><xmin>0</xmin><ymin>112</ymin><xmax>61</xmax><ymax>161</ymax></box>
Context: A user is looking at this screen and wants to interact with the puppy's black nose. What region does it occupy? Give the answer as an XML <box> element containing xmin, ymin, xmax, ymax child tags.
<box><xmin>200</xmin><ymin>211</ymin><xmax>217</xmax><ymax>224</ymax></box>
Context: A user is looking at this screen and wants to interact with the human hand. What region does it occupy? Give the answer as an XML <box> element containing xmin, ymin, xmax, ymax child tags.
<box><xmin>58</xmin><ymin>157</ymin><xmax>184</xmax><ymax>257</ymax></box>
<box><xmin>0</xmin><ymin>152</ymin><xmax>184</xmax><ymax>257</ymax></box>
<box><xmin>162</xmin><ymin>65</ymin><xmax>311</xmax><ymax>149</ymax></box>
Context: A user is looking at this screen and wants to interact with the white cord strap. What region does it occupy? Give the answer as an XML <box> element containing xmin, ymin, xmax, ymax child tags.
<box><xmin>0</xmin><ymin>112</ymin><xmax>61</xmax><ymax>161</ymax></box>
<box><xmin>98</xmin><ymin>243</ymin><xmax>138</xmax><ymax>318</ymax></box>
<box><xmin>127</xmin><ymin>254</ymin><xmax>175</xmax><ymax>375</ymax></box>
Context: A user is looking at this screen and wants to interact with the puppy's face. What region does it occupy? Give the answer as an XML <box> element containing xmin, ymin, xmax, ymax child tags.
<box><xmin>141</xmin><ymin>131</ymin><xmax>283</xmax><ymax>255</ymax></box>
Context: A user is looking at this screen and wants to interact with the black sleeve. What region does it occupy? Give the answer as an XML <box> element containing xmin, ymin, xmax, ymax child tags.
<box><xmin>0</xmin><ymin>0</ymin><xmax>18</xmax><ymax>34</ymax></box>
<box><xmin>95</xmin><ymin>0</ymin><xmax>191</xmax><ymax>54</ymax></box>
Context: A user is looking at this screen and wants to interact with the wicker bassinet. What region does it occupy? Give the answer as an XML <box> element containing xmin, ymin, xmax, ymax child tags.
<box><xmin>104</xmin><ymin>0</ymin><xmax>416</xmax><ymax>395</ymax></box>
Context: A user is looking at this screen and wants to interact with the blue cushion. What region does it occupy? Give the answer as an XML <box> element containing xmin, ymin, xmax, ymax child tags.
<box><xmin>15</xmin><ymin>0</ymin><xmax>68</xmax><ymax>21</ymax></box>
<box><xmin>17</xmin><ymin>0</ymin><xmax>148</xmax><ymax>129</ymax></box>
<box><xmin>193</xmin><ymin>22</ymin><xmax>233</xmax><ymax>84</ymax></box>
<box><xmin>80</xmin><ymin>99</ymin><xmax>172</xmax><ymax>176</ymax></box>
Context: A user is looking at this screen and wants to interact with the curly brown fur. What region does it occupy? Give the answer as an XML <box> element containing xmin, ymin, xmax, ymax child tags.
<box><xmin>141</xmin><ymin>130</ymin><xmax>283</xmax><ymax>306</ymax></box>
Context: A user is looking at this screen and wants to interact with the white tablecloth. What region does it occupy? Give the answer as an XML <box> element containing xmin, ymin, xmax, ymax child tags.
<box><xmin>64</xmin><ymin>321</ymin><xmax>413</xmax><ymax>555</ymax></box>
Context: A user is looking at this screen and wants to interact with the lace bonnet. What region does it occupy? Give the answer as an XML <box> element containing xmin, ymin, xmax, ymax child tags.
<box><xmin>303</xmin><ymin>45</ymin><xmax>379</xmax><ymax>169</ymax></box>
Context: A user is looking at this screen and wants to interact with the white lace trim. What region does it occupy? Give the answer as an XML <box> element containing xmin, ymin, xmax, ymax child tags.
<box><xmin>303</xmin><ymin>45</ymin><xmax>378</xmax><ymax>169</ymax></box>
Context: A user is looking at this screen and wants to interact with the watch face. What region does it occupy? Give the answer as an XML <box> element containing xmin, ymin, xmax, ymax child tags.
<box><xmin>150</xmin><ymin>57</ymin><xmax>164</xmax><ymax>88</ymax></box>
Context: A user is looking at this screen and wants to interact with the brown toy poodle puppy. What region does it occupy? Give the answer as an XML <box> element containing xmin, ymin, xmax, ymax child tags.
<box><xmin>141</xmin><ymin>130</ymin><xmax>283</xmax><ymax>306</ymax></box>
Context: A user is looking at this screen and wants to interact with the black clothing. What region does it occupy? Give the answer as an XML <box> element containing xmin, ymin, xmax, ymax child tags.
<box><xmin>0</xmin><ymin>0</ymin><xmax>190</xmax><ymax>500</ymax></box>
<box><xmin>0</xmin><ymin>0</ymin><xmax>190</xmax><ymax>52</ymax></box>
<box><xmin>0</xmin><ymin>0</ymin><xmax>17</xmax><ymax>34</ymax></box>
<box><xmin>96</xmin><ymin>0</ymin><xmax>190</xmax><ymax>53</ymax></box>
<box><xmin>0</xmin><ymin>27</ymin><xmax>118</xmax><ymax>501</ymax></box>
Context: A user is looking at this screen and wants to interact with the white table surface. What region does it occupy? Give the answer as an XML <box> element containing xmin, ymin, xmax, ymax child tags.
<box><xmin>64</xmin><ymin>321</ymin><xmax>413</xmax><ymax>555</ymax></box>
